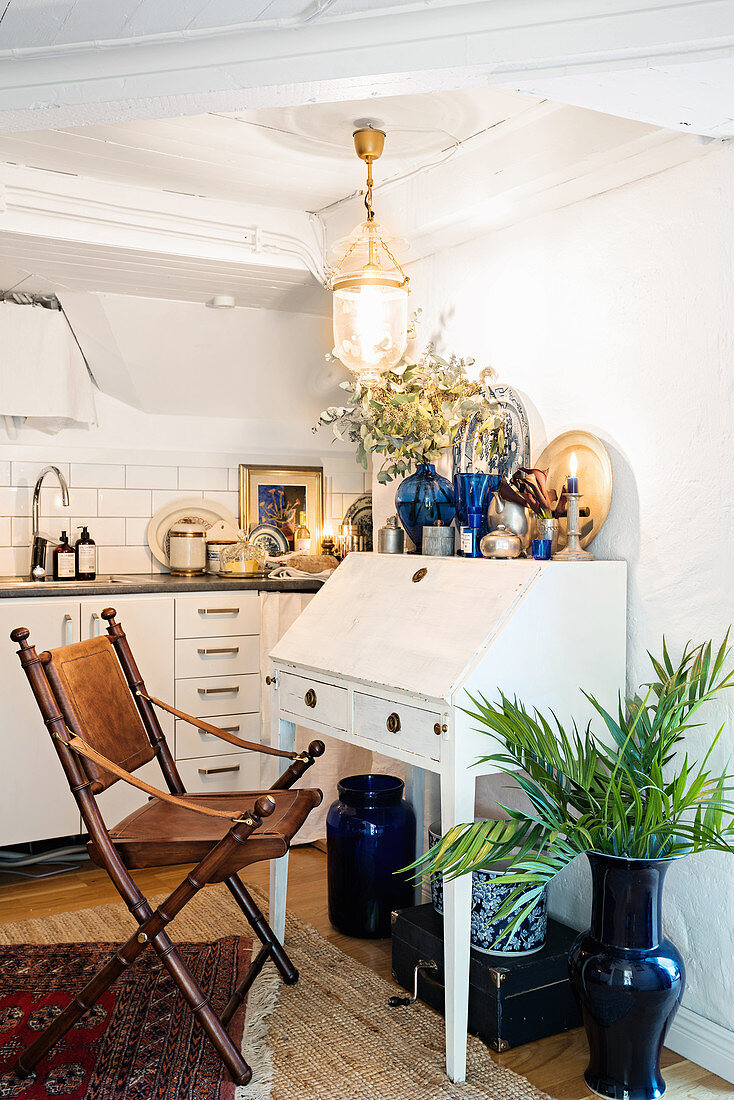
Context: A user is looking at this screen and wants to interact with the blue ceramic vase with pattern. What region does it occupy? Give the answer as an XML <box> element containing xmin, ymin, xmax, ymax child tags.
<box><xmin>428</xmin><ymin>822</ymin><xmax>547</xmax><ymax>954</ymax></box>
<box><xmin>394</xmin><ymin>463</ymin><xmax>455</xmax><ymax>552</ymax></box>
<box><xmin>569</xmin><ymin>852</ymin><xmax>685</xmax><ymax>1100</ymax></box>
<box><xmin>327</xmin><ymin>775</ymin><xmax>416</xmax><ymax>939</ymax></box>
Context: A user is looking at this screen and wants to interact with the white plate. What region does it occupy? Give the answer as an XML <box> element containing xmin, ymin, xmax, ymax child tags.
<box><xmin>147</xmin><ymin>497</ymin><xmax>240</xmax><ymax>567</ymax></box>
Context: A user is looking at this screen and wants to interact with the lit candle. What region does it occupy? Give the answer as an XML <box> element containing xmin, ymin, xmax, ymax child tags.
<box><xmin>567</xmin><ymin>451</ymin><xmax>579</xmax><ymax>495</ymax></box>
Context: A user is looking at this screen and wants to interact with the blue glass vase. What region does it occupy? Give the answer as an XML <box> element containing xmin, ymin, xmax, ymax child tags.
<box><xmin>326</xmin><ymin>775</ymin><xmax>416</xmax><ymax>938</ymax></box>
<box><xmin>569</xmin><ymin>853</ymin><xmax>685</xmax><ymax>1100</ymax></box>
<box><xmin>394</xmin><ymin>463</ymin><xmax>455</xmax><ymax>551</ymax></box>
<box><xmin>453</xmin><ymin>472</ymin><xmax>500</xmax><ymax>557</ymax></box>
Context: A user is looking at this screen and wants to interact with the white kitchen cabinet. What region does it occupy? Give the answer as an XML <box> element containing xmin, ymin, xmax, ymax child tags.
<box><xmin>0</xmin><ymin>599</ymin><xmax>82</xmax><ymax>845</ymax></box>
<box><xmin>80</xmin><ymin>596</ymin><xmax>174</xmax><ymax>827</ymax></box>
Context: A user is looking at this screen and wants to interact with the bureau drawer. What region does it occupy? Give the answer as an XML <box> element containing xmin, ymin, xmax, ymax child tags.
<box><xmin>353</xmin><ymin>692</ymin><xmax>442</xmax><ymax>761</ymax></box>
<box><xmin>175</xmin><ymin>592</ymin><xmax>259</xmax><ymax>639</ymax></box>
<box><xmin>175</xmin><ymin>674</ymin><xmax>260</xmax><ymax>717</ymax></box>
<box><xmin>175</xmin><ymin>712</ymin><xmax>261</xmax><ymax>761</ymax></box>
<box><xmin>177</xmin><ymin>751</ymin><xmax>260</xmax><ymax>794</ymax></box>
<box><xmin>175</xmin><ymin>635</ymin><xmax>259</xmax><ymax>679</ymax></box>
<box><xmin>279</xmin><ymin>672</ymin><xmax>348</xmax><ymax>731</ymax></box>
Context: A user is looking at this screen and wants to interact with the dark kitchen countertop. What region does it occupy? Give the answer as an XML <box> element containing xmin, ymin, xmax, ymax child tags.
<box><xmin>0</xmin><ymin>573</ymin><xmax>323</xmax><ymax>598</ymax></box>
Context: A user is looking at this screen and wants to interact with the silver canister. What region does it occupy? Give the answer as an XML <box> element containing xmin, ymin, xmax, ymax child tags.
<box><xmin>422</xmin><ymin>523</ymin><xmax>456</xmax><ymax>557</ymax></box>
<box><xmin>378</xmin><ymin>515</ymin><xmax>405</xmax><ymax>554</ymax></box>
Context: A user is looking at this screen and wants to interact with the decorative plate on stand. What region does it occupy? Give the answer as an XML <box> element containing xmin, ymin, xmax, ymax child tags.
<box><xmin>247</xmin><ymin>523</ymin><xmax>290</xmax><ymax>556</ymax></box>
<box><xmin>147</xmin><ymin>497</ymin><xmax>240</xmax><ymax>567</ymax></box>
<box><xmin>342</xmin><ymin>494</ymin><xmax>373</xmax><ymax>552</ymax></box>
<box><xmin>452</xmin><ymin>384</ymin><xmax>531</xmax><ymax>481</ymax></box>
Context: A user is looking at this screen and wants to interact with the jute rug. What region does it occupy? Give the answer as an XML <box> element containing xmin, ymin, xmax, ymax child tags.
<box><xmin>0</xmin><ymin>885</ymin><xmax>550</xmax><ymax>1100</ymax></box>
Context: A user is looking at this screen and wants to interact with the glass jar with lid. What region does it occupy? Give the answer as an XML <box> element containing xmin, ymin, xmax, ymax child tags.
<box><xmin>219</xmin><ymin>536</ymin><xmax>267</xmax><ymax>576</ymax></box>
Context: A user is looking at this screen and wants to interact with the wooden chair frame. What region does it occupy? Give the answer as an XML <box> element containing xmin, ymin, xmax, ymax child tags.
<box><xmin>9</xmin><ymin>607</ymin><xmax>324</xmax><ymax>1088</ymax></box>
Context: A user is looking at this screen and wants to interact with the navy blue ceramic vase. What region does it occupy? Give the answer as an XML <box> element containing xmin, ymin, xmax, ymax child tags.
<box><xmin>326</xmin><ymin>775</ymin><xmax>416</xmax><ymax>938</ymax></box>
<box><xmin>394</xmin><ymin>463</ymin><xmax>455</xmax><ymax>551</ymax></box>
<box><xmin>569</xmin><ymin>852</ymin><xmax>685</xmax><ymax>1100</ymax></box>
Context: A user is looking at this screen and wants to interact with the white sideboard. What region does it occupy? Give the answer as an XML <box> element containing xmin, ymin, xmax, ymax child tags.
<box><xmin>268</xmin><ymin>553</ymin><xmax>627</xmax><ymax>1083</ymax></box>
<box><xmin>0</xmin><ymin>589</ymin><xmax>268</xmax><ymax>846</ymax></box>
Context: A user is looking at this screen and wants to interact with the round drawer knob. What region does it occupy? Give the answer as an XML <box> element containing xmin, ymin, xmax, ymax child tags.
<box><xmin>304</xmin><ymin>688</ymin><xmax>317</xmax><ymax>709</ymax></box>
<box><xmin>433</xmin><ymin>722</ymin><xmax>448</xmax><ymax>736</ymax></box>
<box><xmin>386</xmin><ymin>712</ymin><xmax>401</xmax><ymax>734</ymax></box>
<box><xmin>265</xmin><ymin>675</ymin><xmax>274</xmax><ymax>686</ymax></box>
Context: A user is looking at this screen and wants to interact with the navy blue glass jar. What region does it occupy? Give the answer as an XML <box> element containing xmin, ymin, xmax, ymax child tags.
<box><xmin>569</xmin><ymin>852</ymin><xmax>685</xmax><ymax>1100</ymax></box>
<box><xmin>327</xmin><ymin>775</ymin><xmax>416</xmax><ymax>938</ymax></box>
<box><xmin>394</xmin><ymin>463</ymin><xmax>455</xmax><ymax>551</ymax></box>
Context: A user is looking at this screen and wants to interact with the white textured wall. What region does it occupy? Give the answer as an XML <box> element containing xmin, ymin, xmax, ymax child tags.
<box><xmin>374</xmin><ymin>143</ymin><xmax>734</xmax><ymax>1031</ymax></box>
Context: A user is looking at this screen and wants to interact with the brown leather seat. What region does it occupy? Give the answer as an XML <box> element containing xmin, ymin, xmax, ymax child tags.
<box><xmin>104</xmin><ymin>788</ymin><xmax>321</xmax><ymax>868</ymax></box>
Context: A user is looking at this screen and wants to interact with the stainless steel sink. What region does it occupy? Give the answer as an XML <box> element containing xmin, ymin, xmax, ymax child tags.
<box><xmin>0</xmin><ymin>574</ymin><xmax>143</xmax><ymax>590</ymax></box>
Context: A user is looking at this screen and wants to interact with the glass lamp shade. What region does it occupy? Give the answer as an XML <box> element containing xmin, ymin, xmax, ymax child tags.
<box><xmin>331</xmin><ymin>219</ymin><xmax>409</xmax><ymax>384</ymax></box>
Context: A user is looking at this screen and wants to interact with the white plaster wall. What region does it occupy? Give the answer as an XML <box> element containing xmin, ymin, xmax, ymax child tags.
<box><xmin>374</xmin><ymin>143</ymin><xmax>734</xmax><ymax>1031</ymax></box>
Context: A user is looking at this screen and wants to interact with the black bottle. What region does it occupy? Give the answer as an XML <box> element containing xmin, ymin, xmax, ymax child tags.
<box><xmin>53</xmin><ymin>531</ymin><xmax>76</xmax><ymax>581</ymax></box>
<box><xmin>75</xmin><ymin>525</ymin><xmax>97</xmax><ymax>580</ymax></box>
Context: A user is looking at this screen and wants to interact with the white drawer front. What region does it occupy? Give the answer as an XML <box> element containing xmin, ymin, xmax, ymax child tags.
<box><xmin>177</xmin><ymin>751</ymin><xmax>260</xmax><ymax>794</ymax></box>
<box><xmin>175</xmin><ymin>592</ymin><xmax>259</xmax><ymax>639</ymax></box>
<box><xmin>353</xmin><ymin>692</ymin><xmax>442</xmax><ymax>761</ymax></box>
<box><xmin>175</xmin><ymin>712</ymin><xmax>261</xmax><ymax>760</ymax></box>
<box><xmin>279</xmin><ymin>671</ymin><xmax>348</xmax><ymax>731</ymax></box>
<box><xmin>175</xmin><ymin>634</ymin><xmax>259</xmax><ymax>679</ymax></box>
<box><xmin>175</xmin><ymin>674</ymin><xmax>259</xmax><ymax>717</ymax></box>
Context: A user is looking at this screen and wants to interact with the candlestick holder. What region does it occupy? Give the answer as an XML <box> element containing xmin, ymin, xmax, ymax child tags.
<box><xmin>554</xmin><ymin>492</ymin><xmax>594</xmax><ymax>561</ymax></box>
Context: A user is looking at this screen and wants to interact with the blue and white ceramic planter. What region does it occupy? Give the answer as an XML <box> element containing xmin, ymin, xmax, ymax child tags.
<box><xmin>428</xmin><ymin>822</ymin><xmax>547</xmax><ymax>956</ymax></box>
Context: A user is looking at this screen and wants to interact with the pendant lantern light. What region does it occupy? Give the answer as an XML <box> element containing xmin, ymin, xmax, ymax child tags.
<box><xmin>330</xmin><ymin>127</ymin><xmax>409</xmax><ymax>386</ymax></box>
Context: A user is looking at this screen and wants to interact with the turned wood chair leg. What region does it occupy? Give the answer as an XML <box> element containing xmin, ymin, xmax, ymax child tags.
<box><xmin>226</xmin><ymin>874</ymin><xmax>299</xmax><ymax>985</ymax></box>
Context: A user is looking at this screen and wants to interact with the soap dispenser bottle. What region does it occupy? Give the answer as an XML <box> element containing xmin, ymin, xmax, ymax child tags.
<box><xmin>75</xmin><ymin>526</ymin><xmax>97</xmax><ymax>580</ymax></box>
<box><xmin>53</xmin><ymin>531</ymin><xmax>76</xmax><ymax>580</ymax></box>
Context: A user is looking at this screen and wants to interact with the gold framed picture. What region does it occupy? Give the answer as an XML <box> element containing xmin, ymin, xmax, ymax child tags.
<box><xmin>239</xmin><ymin>464</ymin><xmax>324</xmax><ymax>552</ymax></box>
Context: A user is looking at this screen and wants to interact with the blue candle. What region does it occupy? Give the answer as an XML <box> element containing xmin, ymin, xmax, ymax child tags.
<box><xmin>567</xmin><ymin>452</ymin><xmax>579</xmax><ymax>494</ymax></box>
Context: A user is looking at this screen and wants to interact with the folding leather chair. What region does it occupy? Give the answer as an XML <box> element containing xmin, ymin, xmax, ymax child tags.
<box><xmin>9</xmin><ymin>607</ymin><xmax>324</xmax><ymax>1087</ymax></box>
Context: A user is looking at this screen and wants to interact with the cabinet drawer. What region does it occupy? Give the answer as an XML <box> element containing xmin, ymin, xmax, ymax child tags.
<box><xmin>279</xmin><ymin>672</ymin><xmax>348</xmax><ymax>731</ymax></box>
<box><xmin>175</xmin><ymin>635</ymin><xmax>259</xmax><ymax>679</ymax></box>
<box><xmin>175</xmin><ymin>712</ymin><xmax>261</xmax><ymax>761</ymax></box>
<box><xmin>353</xmin><ymin>692</ymin><xmax>442</xmax><ymax>761</ymax></box>
<box><xmin>177</xmin><ymin>751</ymin><xmax>260</xmax><ymax>794</ymax></box>
<box><xmin>175</xmin><ymin>592</ymin><xmax>259</xmax><ymax>639</ymax></box>
<box><xmin>175</xmin><ymin>674</ymin><xmax>259</xmax><ymax>717</ymax></box>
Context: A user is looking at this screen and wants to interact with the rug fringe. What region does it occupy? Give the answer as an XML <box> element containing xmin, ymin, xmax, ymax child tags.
<box><xmin>235</xmin><ymin>962</ymin><xmax>281</xmax><ymax>1100</ymax></box>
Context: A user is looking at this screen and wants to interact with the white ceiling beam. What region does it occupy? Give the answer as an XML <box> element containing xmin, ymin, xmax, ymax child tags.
<box><xmin>0</xmin><ymin>0</ymin><xmax>732</xmax><ymax>131</ymax></box>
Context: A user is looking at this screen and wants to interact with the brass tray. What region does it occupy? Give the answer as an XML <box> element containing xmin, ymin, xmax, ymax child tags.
<box><xmin>535</xmin><ymin>430</ymin><xmax>612</xmax><ymax>549</ymax></box>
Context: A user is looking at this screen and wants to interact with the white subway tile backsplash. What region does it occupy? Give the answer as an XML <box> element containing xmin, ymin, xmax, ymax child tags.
<box><xmin>206</xmin><ymin>491</ymin><xmax>239</xmax><ymax>518</ymax></box>
<box><xmin>178</xmin><ymin>467</ymin><xmax>228</xmax><ymax>491</ymax></box>
<box><xmin>40</xmin><ymin>486</ymin><xmax>97</xmax><ymax>518</ymax></box>
<box><xmin>151</xmin><ymin>489</ymin><xmax>203</xmax><ymax>511</ymax></box>
<box><xmin>11</xmin><ymin>461</ymin><xmax>70</xmax><ymax>487</ymax></box>
<box><xmin>74</xmin><ymin>517</ymin><xmax>126</xmax><ymax>546</ymax></box>
<box><xmin>0</xmin><ymin>517</ymin><xmax>11</xmax><ymax>546</ymax></box>
<box><xmin>98</xmin><ymin>488</ymin><xmax>151</xmax><ymax>517</ymax></box>
<box><xmin>0</xmin><ymin>463</ymin><xmax>10</xmax><ymax>486</ymax></box>
<box><xmin>228</xmin><ymin>467</ymin><xmax>241</xmax><ymax>492</ymax></box>
<box><xmin>71</xmin><ymin>462</ymin><xmax>124</xmax><ymax>489</ymax></box>
<box><xmin>12</xmin><ymin>515</ymin><xmax>66</xmax><ymax>546</ymax></box>
<box><xmin>97</xmin><ymin>546</ymin><xmax>154</xmax><ymax>575</ymax></box>
<box><xmin>0</xmin><ymin>486</ymin><xmax>32</xmax><ymax>516</ymax></box>
<box><xmin>126</xmin><ymin>464</ymin><xmax>177</xmax><ymax>490</ymax></box>
<box><xmin>125</xmin><ymin>517</ymin><xmax>150</xmax><ymax>546</ymax></box>
<box><xmin>0</xmin><ymin>546</ymin><xmax>27</xmax><ymax>577</ymax></box>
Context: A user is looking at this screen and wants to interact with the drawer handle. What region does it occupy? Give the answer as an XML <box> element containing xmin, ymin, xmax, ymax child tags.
<box><xmin>198</xmin><ymin>725</ymin><xmax>240</xmax><ymax>740</ymax></box>
<box><xmin>304</xmin><ymin>688</ymin><xmax>317</xmax><ymax>709</ymax></box>
<box><xmin>197</xmin><ymin>607</ymin><xmax>239</xmax><ymax>616</ymax></box>
<box><xmin>197</xmin><ymin>646</ymin><xmax>240</xmax><ymax>655</ymax></box>
<box><xmin>386</xmin><ymin>712</ymin><xmax>401</xmax><ymax>734</ymax></box>
<box><xmin>198</xmin><ymin>764</ymin><xmax>240</xmax><ymax>776</ymax></box>
<box><xmin>197</xmin><ymin>686</ymin><xmax>240</xmax><ymax>695</ymax></box>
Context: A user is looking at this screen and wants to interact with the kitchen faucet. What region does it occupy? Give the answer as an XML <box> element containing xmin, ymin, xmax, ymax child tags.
<box><xmin>30</xmin><ymin>466</ymin><xmax>70</xmax><ymax>580</ymax></box>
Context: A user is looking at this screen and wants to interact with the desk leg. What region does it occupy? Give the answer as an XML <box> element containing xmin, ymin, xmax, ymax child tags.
<box><xmin>269</xmin><ymin>716</ymin><xmax>295</xmax><ymax>943</ymax></box>
<box><xmin>403</xmin><ymin>763</ymin><xmax>426</xmax><ymax>904</ymax></box>
<box><xmin>440</xmin><ymin>761</ymin><xmax>475</xmax><ymax>1084</ymax></box>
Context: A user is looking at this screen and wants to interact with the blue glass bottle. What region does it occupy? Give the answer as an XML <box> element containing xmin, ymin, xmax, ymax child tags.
<box><xmin>394</xmin><ymin>463</ymin><xmax>455</xmax><ymax>552</ymax></box>
<box><xmin>453</xmin><ymin>472</ymin><xmax>499</xmax><ymax>556</ymax></box>
<box><xmin>326</xmin><ymin>775</ymin><xmax>416</xmax><ymax>938</ymax></box>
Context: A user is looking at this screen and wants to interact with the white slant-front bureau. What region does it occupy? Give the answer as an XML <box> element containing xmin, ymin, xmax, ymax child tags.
<box><xmin>266</xmin><ymin>552</ymin><xmax>627</xmax><ymax>1083</ymax></box>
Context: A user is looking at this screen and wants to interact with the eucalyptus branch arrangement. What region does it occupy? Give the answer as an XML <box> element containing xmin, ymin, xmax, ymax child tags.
<box><xmin>406</xmin><ymin>635</ymin><xmax>734</xmax><ymax>940</ymax></box>
<box><xmin>315</xmin><ymin>348</ymin><xmax>504</xmax><ymax>484</ymax></box>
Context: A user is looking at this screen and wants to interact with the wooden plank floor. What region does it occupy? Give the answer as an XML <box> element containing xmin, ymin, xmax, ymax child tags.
<box><xmin>0</xmin><ymin>846</ymin><xmax>730</xmax><ymax>1099</ymax></box>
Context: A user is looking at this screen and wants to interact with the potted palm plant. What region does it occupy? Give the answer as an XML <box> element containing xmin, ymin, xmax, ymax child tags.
<box><xmin>408</xmin><ymin>635</ymin><xmax>734</xmax><ymax>1100</ymax></box>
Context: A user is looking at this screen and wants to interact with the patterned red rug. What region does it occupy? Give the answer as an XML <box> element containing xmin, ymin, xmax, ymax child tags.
<box><xmin>0</xmin><ymin>937</ymin><xmax>254</xmax><ymax>1099</ymax></box>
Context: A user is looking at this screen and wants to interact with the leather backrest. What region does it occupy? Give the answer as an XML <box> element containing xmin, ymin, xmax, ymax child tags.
<box><xmin>44</xmin><ymin>635</ymin><xmax>154</xmax><ymax>793</ymax></box>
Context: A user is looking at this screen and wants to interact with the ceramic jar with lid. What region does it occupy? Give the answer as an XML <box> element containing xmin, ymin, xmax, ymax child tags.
<box><xmin>480</xmin><ymin>525</ymin><xmax>523</xmax><ymax>560</ymax></box>
<box><xmin>168</xmin><ymin>523</ymin><xmax>207</xmax><ymax>575</ymax></box>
